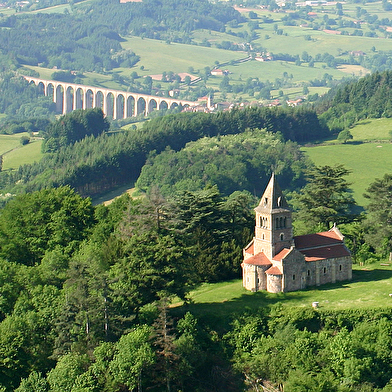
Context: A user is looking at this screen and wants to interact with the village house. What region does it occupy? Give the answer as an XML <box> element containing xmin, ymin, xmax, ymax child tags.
<box><xmin>286</xmin><ymin>98</ymin><xmax>303</xmax><ymax>107</ymax></box>
<box><xmin>242</xmin><ymin>174</ymin><xmax>352</xmax><ymax>293</ymax></box>
<box><xmin>210</xmin><ymin>69</ymin><xmax>229</xmax><ymax>76</ymax></box>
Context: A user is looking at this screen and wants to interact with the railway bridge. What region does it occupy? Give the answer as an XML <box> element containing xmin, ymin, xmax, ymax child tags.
<box><xmin>23</xmin><ymin>76</ymin><xmax>197</xmax><ymax>119</ymax></box>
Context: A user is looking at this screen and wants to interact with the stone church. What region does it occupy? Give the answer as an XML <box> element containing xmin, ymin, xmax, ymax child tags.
<box><xmin>242</xmin><ymin>174</ymin><xmax>352</xmax><ymax>293</ymax></box>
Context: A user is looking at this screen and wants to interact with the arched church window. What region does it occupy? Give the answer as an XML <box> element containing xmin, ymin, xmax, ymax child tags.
<box><xmin>280</xmin><ymin>233</ymin><xmax>284</xmax><ymax>241</ymax></box>
<box><xmin>264</xmin><ymin>197</ymin><xmax>268</xmax><ymax>206</ymax></box>
<box><xmin>262</xmin><ymin>234</ymin><xmax>265</xmax><ymax>240</ymax></box>
<box><xmin>284</xmin><ymin>217</ymin><xmax>287</xmax><ymax>228</ymax></box>
<box><xmin>280</xmin><ymin>217</ymin><xmax>283</xmax><ymax>228</ymax></box>
<box><xmin>260</xmin><ymin>217</ymin><xmax>263</xmax><ymax>227</ymax></box>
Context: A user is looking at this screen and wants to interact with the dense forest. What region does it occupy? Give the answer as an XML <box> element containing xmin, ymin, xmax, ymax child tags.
<box><xmin>0</xmin><ymin>185</ymin><xmax>253</xmax><ymax>391</ymax></box>
<box><xmin>320</xmin><ymin>71</ymin><xmax>392</xmax><ymax>132</ymax></box>
<box><xmin>3</xmin><ymin>2</ymin><xmax>392</xmax><ymax>387</ymax></box>
<box><xmin>1</xmin><ymin>169</ymin><xmax>392</xmax><ymax>391</ymax></box>
<box><xmin>0</xmin><ymin>73</ymin><xmax>56</xmax><ymax>122</ymax></box>
<box><xmin>0</xmin><ymin>105</ymin><xmax>327</xmax><ymax>197</ymax></box>
<box><xmin>0</xmin><ymin>0</ymin><xmax>243</xmax><ymax>72</ymax></box>
<box><xmin>136</xmin><ymin>129</ymin><xmax>309</xmax><ymax>197</ymax></box>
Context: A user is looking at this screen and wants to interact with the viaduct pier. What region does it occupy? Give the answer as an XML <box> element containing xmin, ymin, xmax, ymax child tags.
<box><xmin>23</xmin><ymin>76</ymin><xmax>197</xmax><ymax>119</ymax></box>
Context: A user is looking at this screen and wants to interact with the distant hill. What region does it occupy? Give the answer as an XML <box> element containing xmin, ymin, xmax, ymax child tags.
<box><xmin>320</xmin><ymin>70</ymin><xmax>392</xmax><ymax>132</ymax></box>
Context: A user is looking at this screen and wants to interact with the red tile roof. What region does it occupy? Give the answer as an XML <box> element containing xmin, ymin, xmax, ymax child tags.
<box><xmin>294</xmin><ymin>229</ymin><xmax>343</xmax><ymax>250</ymax></box>
<box><xmin>244</xmin><ymin>252</ymin><xmax>272</xmax><ymax>266</ymax></box>
<box><xmin>244</xmin><ymin>241</ymin><xmax>254</xmax><ymax>255</ymax></box>
<box><xmin>301</xmin><ymin>244</ymin><xmax>351</xmax><ymax>261</ymax></box>
<box><xmin>266</xmin><ymin>266</ymin><xmax>282</xmax><ymax>275</ymax></box>
<box><xmin>273</xmin><ymin>248</ymin><xmax>291</xmax><ymax>261</ymax></box>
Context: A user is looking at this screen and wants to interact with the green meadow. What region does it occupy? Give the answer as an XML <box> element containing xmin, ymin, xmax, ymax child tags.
<box><xmin>29</xmin><ymin>3</ymin><xmax>71</xmax><ymax>14</ymax></box>
<box><xmin>303</xmin><ymin>118</ymin><xmax>392</xmax><ymax>207</ymax></box>
<box><xmin>121</xmin><ymin>37</ymin><xmax>244</xmax><ymax>76</ymax></box>
<box><xmin>0</xmin><ymin>132</ymin><xmax>30</xmax><ymax>155</ymax></box>
<box><xmin>0</xmin><ymin>133</ymin><xmax>43</xmax><ymax>171</ymax></box>
<box><xmin>2</xmin><ymin>139</ymin><xmax>43</xmax><ymax>170</ymax></box>
<box><xmin>173</xmin><ymin>262</ymin><xmax>392</xmax><ymax>320</ymax></box>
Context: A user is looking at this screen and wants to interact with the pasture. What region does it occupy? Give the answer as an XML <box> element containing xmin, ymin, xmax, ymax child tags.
<box><xmin>0</xmin><ymin>134</ymin><xmax>43</xmax><ymax>171</ymax></box>
<box><xmin>0</xmin><ymin>132</ymin><xmax>30</xmax><ymax>155</ymax></box>
<box><xmin>302</xmin><ymin>118</ymin><xmax>392</xmax><ymax>207</ymax></box>
<box><xmin>174</xmin><ymin>261</ymin><xmax>392</xmax><ymax>320</ymax></box>
<box><xmin>121</xmin><ymin>37</ymin><xmax>244</xmax><ymax>77</ymax></box>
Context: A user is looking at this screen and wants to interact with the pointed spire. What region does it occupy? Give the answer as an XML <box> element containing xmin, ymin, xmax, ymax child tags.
<box><xmin>255</xmin><ymin>173</ymin><xmax>289</xmax><ymax>212</ymax></box>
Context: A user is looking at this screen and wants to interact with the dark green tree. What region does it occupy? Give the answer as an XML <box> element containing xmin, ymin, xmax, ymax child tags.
<box><xmin>43</xmin><ymin>108</ymin><xmax>109</xmax><ymax>152</ymax></box>
<box><xmin>295</xmin><ymin>165</ymin><xmax>356</xmax><ymax>231</ymax></box>
<box><xmin>363</xmin><ymin>173</ymin><xmax>392</xmax><ymax>255</ymax></box>
<box><xmin>337</xmin><ymin>129</ymin><xmax>353</xmax><ymax>144</ymax></box>
<box><xmin>0</xmin><ymin>186</ymin><xmax>95</xmax><ymax>265</ymax></box>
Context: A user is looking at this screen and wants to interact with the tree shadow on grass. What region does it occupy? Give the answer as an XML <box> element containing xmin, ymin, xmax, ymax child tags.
<box><xmin>172</xmin><ymin>269</ymin><xmax>392</xmax><ymax>330</ymax></box>
<box><xmin>346</xmin><ymin>140</ymin><xmax>364</xmax><ymax>145</ymax></box>
<box><xmin>352</xmin><ymin>268</ymin><xmax>392</xmax><ymax>283</ymax></box>
<box><xmin>172</xmin><ymin>289</ymin><xmax>308</xmax><ymax>331</ymax></box>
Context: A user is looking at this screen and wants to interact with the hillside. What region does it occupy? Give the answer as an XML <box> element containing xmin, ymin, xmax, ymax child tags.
<box><xmin>3</xmin><ymin>2</ymin><xmax>392</xmax><ymax>391</ymax></box>
<box><xmin>0</xmin><ymin>106</ymin><xmax>326</xmax><ymax>197</ymax></box>
<box><xmin>1</xmin><ymin>182</ymin><xmax>392</xmax><ymax>391</ymax></box>
<box><xmin>303</xmin><ymin>118</ymin><xmax>392</xmax><ymax>207</ymax></box>
<box><xmin>4</xmin><ymin>0</ymin><xmax>392</xmax><ymax>118</ymax></box>
<box><xmin>175</xmin><ymin>261</ymin><xmax>392</xmax><ymax>316</ymax></box>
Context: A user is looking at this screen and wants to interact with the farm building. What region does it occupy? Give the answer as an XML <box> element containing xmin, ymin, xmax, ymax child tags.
<box><xmin>242</xmin><ymin>174</ymin><xmax>352</xmax><ymax>293</ymax></box>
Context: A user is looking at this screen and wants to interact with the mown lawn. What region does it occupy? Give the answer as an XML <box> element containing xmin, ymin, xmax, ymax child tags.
<box><xmin>173</xmin><ymin>262</ymin><xmax>392</xmax><ymax>322</ymax></box>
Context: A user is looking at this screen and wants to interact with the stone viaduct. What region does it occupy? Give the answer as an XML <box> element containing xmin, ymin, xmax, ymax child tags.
<box><xmin>23</xmin><ymin>76</ymin><xmax>197</xmax><ymax>119</ymax></box>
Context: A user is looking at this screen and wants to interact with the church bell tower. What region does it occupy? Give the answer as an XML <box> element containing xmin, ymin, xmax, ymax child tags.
<box><xmin>253</xmin><ymin>174</ymin><xmax>293</xmax><ymax>260</ymax></box>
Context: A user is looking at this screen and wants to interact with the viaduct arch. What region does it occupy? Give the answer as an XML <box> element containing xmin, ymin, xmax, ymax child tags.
<box><xmin>23</xmin><ymin>76</ymin><xmax>197</xmax><ymax>119</ymax></box>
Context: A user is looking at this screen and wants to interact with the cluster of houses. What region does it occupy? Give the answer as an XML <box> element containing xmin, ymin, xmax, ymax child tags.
<box><xmin>181</xmin><ymin>95</ymin><xmax>305</xmax><ymax>114</ymax></box>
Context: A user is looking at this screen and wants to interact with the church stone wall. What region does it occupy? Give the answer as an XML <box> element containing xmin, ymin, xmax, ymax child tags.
<box><xmin>243</xmin><ymin>264</ymin><xmax>257</xmax><ymax>291</ymax></box>
<box><xmin>305</xmin><ymin>262</ymin><xmax>318</xmax><ymax>287</ymax></box>
<box><xmin>257</xmin><ymin>266</ymin><xmax>269</xmax><ymax>291</ymax></box>
<box><xmin>267</xmin><ymin>274</ymin><xmax>282</xmax><ymax>293</ymax></box>
<box><xmin>280</xmin><ymin>250</ymin><xmax>306</xmax><ymax>292</ymax></box>
<box><xmin>243</xmin><ymin>264</ymin><xmax>270</xmax><ymax>292</ymax></box>
<box><xmin>334</xmin><ymin>256</ymin><xmax>352</xmax><ymax>282</ymax></box>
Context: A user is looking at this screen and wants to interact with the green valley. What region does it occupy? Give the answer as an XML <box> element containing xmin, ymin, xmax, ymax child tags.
<box><xmin>1</xmin><ymin>1</ymin><xmax>392</xmax><ymax>391</ymax></box>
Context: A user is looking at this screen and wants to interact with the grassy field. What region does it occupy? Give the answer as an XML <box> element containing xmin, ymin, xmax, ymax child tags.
<box><xmin>22</xmin><ymin>30</ymin><xmax>370</xmax><ymax>104</ymax></box>
<box><xmin>173</xmin><ymin>261</ymin><xmax>392</xmax><ymax>320</ymax></box>
<box><xmin>122</xmin><ymin>37</ymin><xmax>244</xmax><ymax>77</ymax></box>
<box><xmin>0</xmin><ymin>134</ymin><xmax>43</xmax><ymax>171</ymax></box>
<box><xmin>29</xmin><ymin>3</ymin><xmax>71</xmax><ymax>14</ymax></box>
<box><xmin>0</xmin><ymin>133</ymin><xmax>29</xmax><ymax>155</ymax></box>
<box><xmin>303</xmin><ymin>118</ymin><xmax>392</xmax><ymax>207</ymax></box>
